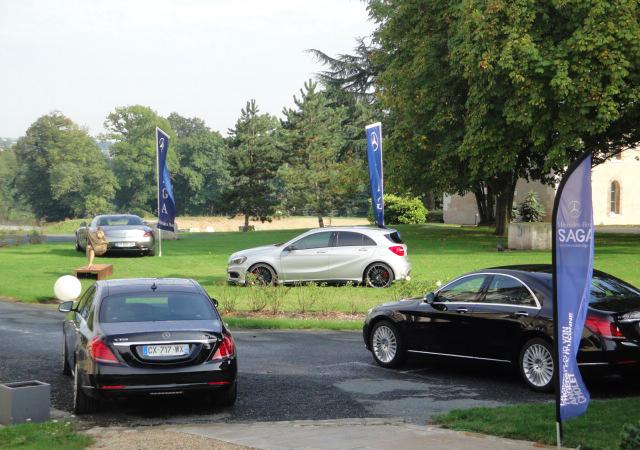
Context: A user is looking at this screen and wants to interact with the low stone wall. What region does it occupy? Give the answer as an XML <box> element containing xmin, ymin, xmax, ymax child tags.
<box><xmin>508</xmin><ymin>222</ymin><xmax>551</xmax><ymax>250</ymax></box>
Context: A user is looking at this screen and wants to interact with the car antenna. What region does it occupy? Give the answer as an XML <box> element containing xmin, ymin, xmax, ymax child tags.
<box><xmin>151</xmin><ymin>282</ymin><xmax>157</xmax><ymax>291</ymax></box>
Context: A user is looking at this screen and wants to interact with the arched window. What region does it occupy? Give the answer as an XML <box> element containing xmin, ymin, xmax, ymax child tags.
<box><xmin>610</xmin><ymin>181</ymin><xmax>621</xmax><ymax>214</ymax></box>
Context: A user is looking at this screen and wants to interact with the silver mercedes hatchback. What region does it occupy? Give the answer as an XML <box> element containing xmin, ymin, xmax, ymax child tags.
<box><xmin>227</xmin><ymin>227</ymin><xmax>411</xmax><ymax>288</ymax></box>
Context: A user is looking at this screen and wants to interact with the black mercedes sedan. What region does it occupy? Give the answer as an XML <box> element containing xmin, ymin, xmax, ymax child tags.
<box><xmin>363</xmin><ymin>265</ymin><xmax>640</xmax><ymax>392</ymax></box>
<box><xmin>58</xmin><ymin>278</ymin><xmax>237</xmax><ymax>414</ymax></box>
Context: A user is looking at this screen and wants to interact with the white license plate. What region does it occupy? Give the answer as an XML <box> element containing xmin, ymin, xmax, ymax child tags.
<box><xmin>142</xmin><ymin>344</ymin><xmax>190</xmax><ymax>357</ymax></box>
<box><xmin>115</xmin><ymin>242</ymin><xmax>136</xmax><ymax>248</ymax></box>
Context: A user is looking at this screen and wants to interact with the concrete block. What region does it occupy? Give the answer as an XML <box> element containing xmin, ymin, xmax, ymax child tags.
<box><xmin>0</xmin><ymin>381</ymin><xmax>50</xmax><ymax>424</ymax></box>
<box><xmin>508</xmin><ymin>222</ymin><xmax>552</xmax><ymax>250</ymax></box>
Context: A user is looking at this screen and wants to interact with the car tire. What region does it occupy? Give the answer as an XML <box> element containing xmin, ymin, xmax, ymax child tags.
<box><xmin>213</xmin><ymin>381</ymin><xmax>237</xmax><ymax>407</ymax></box>
<box><xmin>73</xmin><ymin>362</ymin><xmax>99</xmax><ymax>414</ymax></box>
<box><xmin>364</xmin><ymin>263</ymin><xmax>394</xmax><ymax>288</ymax></box>
<box><xmin>62</xmin><ymin>338</ymin><xmax>71</xmax><ymax>376</ymax></box>
<box><xmin>519</xmin><ymin>337</ymin><xmax>555</xmax><ymax>392</ymax></box>
<box><xmin>247</xmin><ymin>263</ymin><xmax>277</xmax><ymax>286</ymax></box>
<box><xmin>146</xmin><ymin>248</ymin><xmax>155</xmax><ymax>257</ymax></box>
<box><xmin>370</xmin><ymin>320</ymin><xmax>406</xmax><ymax>368</ymax></box>
<box><xmin>75</xmin><ymin>235</ymin><xmax>83</xmax><ymax>252</ymax></box>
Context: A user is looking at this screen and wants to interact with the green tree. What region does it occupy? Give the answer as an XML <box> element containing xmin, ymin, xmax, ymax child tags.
<box><xmin>226</xmin><ymin>100</ymin><xmax>283</xmax><ymax>228</ymax></box>
<box><xmin>280</xmin><ymin>80</ymin><xmax>364</xmax><ymax>227</ymax></box>
<box><xmin>368</xmin><ymin>0</ymin><xmax>640</xmax><ymax>235</ymax></box>
<box><xmin>167</xmin><ymin>113</ymin><xmax>230</xmax><ymax>215</ymax></box>
<box><xmin>103</xmin><ymin>105</ymin><xmax>176</xmax><ymax>214</ymax></box>
<box><xmin>14</xmin><ymin>112</ymin><xmax>117</xmax><ymax>220</ymax></box>
<box><xmin>0</xmin><ymin>148</ymin><xmax>20</xmax><ymax>220</ymax></box>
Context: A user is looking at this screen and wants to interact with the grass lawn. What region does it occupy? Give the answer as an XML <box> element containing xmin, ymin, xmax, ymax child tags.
<box><xmin>0</xmin><ymin>421</ymin><xmax>91</xmax><ymax>450</ymax></box>
<box><xmin>0</xmin><ymin>224</ymin><xmax>639</xmax><ymax>321</ymax></box>
<box><xmin>433</xmin><ymin>397</ymin><xmax>640</xmax><ymax>450</ymax></box>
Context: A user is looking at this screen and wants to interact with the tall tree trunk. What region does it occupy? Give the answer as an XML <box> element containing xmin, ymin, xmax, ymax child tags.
<box><xmin>473</xmin><ymin>182</ymin><xmax>496</xmax><ymax>225</ymax></box>
<box><xmin>318</xmin><ymin>215</ymin><xmax>324</xmax><ymax>228</ymax></box>
<box><xmin>244</xmin><ymin>213</ymin><xmax>249</xmax><ymax>230</ymax></box>
<box><xmin>491</xmin><ymin>175</ymin><xmax>517</xmax><ymax>236</ymax></box>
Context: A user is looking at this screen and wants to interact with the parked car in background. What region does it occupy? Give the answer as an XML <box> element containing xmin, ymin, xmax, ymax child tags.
<box><xmin>227</xmin><ymin>227</ymin><xmax>411</xmax><ymax>288</ymax></box>
<box><xmin>75</xmin><ymin>214</ymin><xmax>155</xmax><ymax>256</ymax></box>
<box><xmin>363</xmin><ymin>265</ymin><xmax>640</xmax><ymax>391</ymax></box>
<box><xmin>58</xmin><ymin>278</ymin><xmax>237</xmax><ymax>414</ymax></box>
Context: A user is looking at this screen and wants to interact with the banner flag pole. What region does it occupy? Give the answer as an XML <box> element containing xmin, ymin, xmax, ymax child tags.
<box><xmin>156</xmin><ymin>127</ymin><xmax>176</xmax><ymax>257</ymax></box>
<box><xmin>551</xmin><ymin>150</ymin><xmax>594</xmax><ymax>448</ymax></box>
<box><xmin>365</xmin><ymin>122</ymin><xmax>385</xmax><ymax>228</ymax></box>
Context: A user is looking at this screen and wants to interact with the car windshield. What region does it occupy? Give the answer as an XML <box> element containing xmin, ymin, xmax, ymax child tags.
<box><xmin>97</xmin><ymin>215</ymin><xmax>144</xmax><ymax>226</ymax></box>
<box><xmin>99</xmin><ymin>292</ymin><xmax>217</xmax><ymax>323</ymax></box>
<box><xmin>591</xmin><ymin>275</ymin><xmax>640</xmax><ymax>303</ymax></box>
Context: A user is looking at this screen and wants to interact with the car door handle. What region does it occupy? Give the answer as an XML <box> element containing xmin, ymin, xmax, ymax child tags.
<box><xmin>358</xmin><ymin>248</ymin><xmax>368</xmax><ymax>252</ymax></box>
<box><xmin>456</xmin><ymin>307</ymin><xmax>468</xmax><ymax>313</ymax></box>
<box><xmin>514</xmin><ymin>311</ymin><xmax>529</xmax><ymax>317</ymax></box>
<box><xmin>316</xmin><ymin>250</ymin><xmax>327</xmax><ymax>254</ymax></box>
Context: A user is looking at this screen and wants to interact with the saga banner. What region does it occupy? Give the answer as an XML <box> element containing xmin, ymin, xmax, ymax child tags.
<box><xmin>553</xmin><ymin>152</ymin><xmax>593</xmax><ymax>421</ymax></box>
<box><xmin>365</xmin><ymin>122</ymin><xmax>384</xmax><ymax>227</ymax></box>
<box><xmin>156</xmin><ymin>127</ymin><xmax>176</xmax><ymax>232</ymax></box>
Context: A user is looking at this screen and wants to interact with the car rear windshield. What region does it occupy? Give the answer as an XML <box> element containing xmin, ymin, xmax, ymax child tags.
<box><xmin>385</xmin><ymin>231</ymin><xmax>403</xmax><ymax>244</ymax></box>
<box><xmin>97</xmin><ymin>215</ymin><xmax>144</xmax><ymax>226</ymax></box>
<box><xmin>99</xmin><ymin>292</ymin><xmax>217</xmax><ymax>323</ymax></box>
<box><xmin>591</xmin><ymin>275</ymin><xmax>640</xmax><ymax>303</ymax></box>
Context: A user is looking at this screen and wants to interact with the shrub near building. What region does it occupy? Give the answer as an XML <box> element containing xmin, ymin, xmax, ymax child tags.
<box><xmin>369</xmin><ymin>194</ymin><xmax>427</xmax><ymax>225</ymax></box>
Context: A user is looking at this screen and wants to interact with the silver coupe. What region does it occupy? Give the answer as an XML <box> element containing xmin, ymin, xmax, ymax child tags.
<box><xmin>75</xmin><ymin>214</ymin><xmax>156</xmax><ymax>256</ymax></box>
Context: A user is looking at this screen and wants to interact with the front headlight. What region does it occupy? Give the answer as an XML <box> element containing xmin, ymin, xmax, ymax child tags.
<box><xmin>230</xmin><ymin>256</ymin><xmax>247</xmax><ymax>265</ymax></box>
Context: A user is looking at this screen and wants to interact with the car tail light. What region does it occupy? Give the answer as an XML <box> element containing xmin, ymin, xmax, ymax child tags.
<box><xmin>210</xmin><ymin>333</ymin><xmax>236</xmax><ymax>361</ymax></box>
<box><xmin>207</xmin><ymin>381</ymin><xmax>231</xmax><ymax>385</ymax></box>
<box><xmin>585</xmin><ymin>315</ymin><xmax>625</xmax><ymax>340</ymax></box>
<box><xmin>89</xmin><ymin>338</ymin><xmax>120</xmax><ymax>364</ymax></box>
<box><xmin>143</xmin><ymin>231</ymin><xmax>153</xmax><ymax>237</ymax></box>
<box><xmin>389</xmin><ymin>245</ymin><xmax>405</xmax><ymax>256</ymax></box>
<box><xmin>99</xmin><ymin>385</ymin><xmax>125</xmax><ymax>390</ymax></box>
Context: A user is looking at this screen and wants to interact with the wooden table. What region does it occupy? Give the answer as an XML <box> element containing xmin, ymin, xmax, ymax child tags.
<box><xmin>75</xmin><ymin>264</ymin><xmax>113</xmax><ymax>280</ymax></box>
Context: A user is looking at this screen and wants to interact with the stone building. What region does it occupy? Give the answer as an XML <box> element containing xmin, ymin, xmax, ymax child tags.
<box><xmin>443</xmin><ymin>149</ymin><xmax>640</xmax><ymax>226</ymax></box>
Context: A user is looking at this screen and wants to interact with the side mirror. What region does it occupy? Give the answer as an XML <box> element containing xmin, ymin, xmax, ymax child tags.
<box><xmin>424</xmin><ymin>292</ymin><xmax>435</xmax><ymax>304</ymax></box>
<box><xmin>80</xmin><ymin>221</ymin><xmax>87</xmax><ymax>228</ymax></box>
<box><xmin>211</xmin><ymin>298</ymin><xmax>219</xmax><ymax>307</ymax></box>
<box><xmin>287</xmin><ymin>244</ymin><xmax>297</xmax><ymax>252</ymax></box>
<box><xmin>58</xmin><ymin>301</ymin><xmax>74</xmax><ymax>313</ymax></box>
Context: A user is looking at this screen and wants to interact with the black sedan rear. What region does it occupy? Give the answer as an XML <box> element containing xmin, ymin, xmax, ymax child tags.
<box><xmin>59</xmin><ymin>278</ymin><xmax>237</xmax><ymax>414</ymax></box>
<box><xmin>363</xmin><ymin>265</ymin><xmax>640</xmax><ymax>391</ymax></box>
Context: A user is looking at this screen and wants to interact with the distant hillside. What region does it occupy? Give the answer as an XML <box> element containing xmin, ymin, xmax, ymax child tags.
<box><xmin>0</xmin><ymin>137</ymin><xmax>17</xmax><ymax>150</ymax></box>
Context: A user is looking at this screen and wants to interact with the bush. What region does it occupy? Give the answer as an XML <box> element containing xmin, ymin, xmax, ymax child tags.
<box><xmin>620</xmin><ymin>420</ymin><xmax>640</xmax><ymax>450</ymax></box>
<box><xmin>368</xmin><ymin>194</ymin><xmax>427</xmax><ymax>225</ymax></box>
<box><xmin>514</xmin><ymin>191</ymin><xmax>546</xmax><ymax>223</ymax></box>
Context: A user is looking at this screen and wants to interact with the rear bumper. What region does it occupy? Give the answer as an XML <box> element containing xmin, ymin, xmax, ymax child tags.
<box><xmin>82</xmin><ymin>357</ymin><xmax>237</xmax><ymax>399</ymax></box>
<box><xmin>578</xmin><ymin>338</ymin><xmax>640</xmax><ymax>372</ymax></box>
<box><xmin>389</xmin><ymin>259</ymin><xmax>411</xmax><ymax>281</ymax></box>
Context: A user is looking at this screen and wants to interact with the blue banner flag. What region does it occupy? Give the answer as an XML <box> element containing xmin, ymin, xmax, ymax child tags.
<box><xmin>552</xmin><ymin>152</ymin><xmax>593</xmax><ymax>423</ymax></box>
<box><xmin>365</xmin><ymin>122</ymin><xmax>384</xmax><ymax>227</ymax></box>
<box><xmin>156</xmin><ymin>127</ymin><xmax>176</xmax><ymax>232</ymax></box>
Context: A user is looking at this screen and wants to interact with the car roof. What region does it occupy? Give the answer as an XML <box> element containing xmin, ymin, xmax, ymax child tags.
<box><xmin>96</xmin><ymin>278</ymin><xmax>202</xmax><ymax>296</ymax></box>
<box><xmin>306</xmin><ymin>226</ymin><xmax>398</xmax><ymax>234</ymax></box>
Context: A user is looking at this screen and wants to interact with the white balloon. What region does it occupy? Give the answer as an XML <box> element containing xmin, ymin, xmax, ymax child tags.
<box><xmin>54</xmin><ymin>275</ymin><xmax>82</xmax><ymax>301</ymax></box>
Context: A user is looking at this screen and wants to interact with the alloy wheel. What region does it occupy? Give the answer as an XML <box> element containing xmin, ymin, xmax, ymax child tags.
<box><xmin>372</xmin><ymin>325</ymin><xmax>397</xmax><ymax>364</ymax></box>
<box><xmin>367</xmin><ymin>264</ymin><xmax>392</xmax><ymax>288</ymax></box>
<box><xmin>522</xmin><ymin>343</ymin><xmax>554</xmax><ymax>387</ymax></box>
<box><xmin>249</xmin><ymin>265</ymin><xmax>274</xmax><ymax>285</ymax></box>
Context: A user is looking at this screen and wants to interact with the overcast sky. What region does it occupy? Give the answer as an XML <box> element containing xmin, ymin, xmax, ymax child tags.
<box><xmin>0</xmin><ymin>0</ymin><xmax>375</xmax><ymax>138</ymax></box>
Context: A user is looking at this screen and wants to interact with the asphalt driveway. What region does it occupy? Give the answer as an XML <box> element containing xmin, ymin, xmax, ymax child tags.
<box><xmin>0</xmin><ymin>300</ymin><xmax>638</xmax><ymax>427</ymax></box>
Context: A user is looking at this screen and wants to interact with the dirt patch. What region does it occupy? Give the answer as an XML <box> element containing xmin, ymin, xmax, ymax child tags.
<box><xmin>86</xmin><ymin>427</ymin><xmax>254</xmax><ymax>450</ymax></box>
<box><xmin>175</xmin><ymin>216</ymin><xmax>368</xmax><ymax>233</ymax></box>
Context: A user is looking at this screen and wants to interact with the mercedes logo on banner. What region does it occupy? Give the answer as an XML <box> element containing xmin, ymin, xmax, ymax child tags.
<box><xmin>568</xmin><ymin>200</ymin><xmax>582</xmax><ymax>219</ymax></box>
